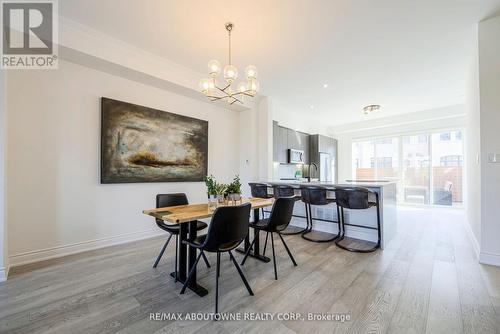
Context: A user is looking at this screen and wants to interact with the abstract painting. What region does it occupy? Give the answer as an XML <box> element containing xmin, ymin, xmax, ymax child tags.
<box><xmin>100</xmin><ymin>98</ymin><xmax>208</xmax><ymax>183</ymax></box>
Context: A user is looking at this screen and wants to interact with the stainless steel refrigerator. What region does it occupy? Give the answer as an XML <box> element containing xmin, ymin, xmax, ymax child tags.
<box><xmin>309</xmin><ymin>134</ymin><xmax>338</xmax><ymax>183</ymax></box>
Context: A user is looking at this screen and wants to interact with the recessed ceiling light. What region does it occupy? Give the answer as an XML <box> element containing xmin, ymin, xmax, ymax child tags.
<box><xmin>363</xmin><ymin>104</ymin><xmax>381</xmax><ymax>114</ymax></box>
<box><xmin>310</xmin><ymin>105</ymin><xmax>315</xmax><ymax>109</ymax></box>
<box><xmin>323</xmin><ymin>84</ymin><xmax>328</xmax><ymax>88</ymax></box>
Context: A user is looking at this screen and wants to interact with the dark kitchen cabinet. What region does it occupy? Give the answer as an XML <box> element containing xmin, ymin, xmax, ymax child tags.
<box><xmin>298</xmin><ymin>132</ymin><xmax>309</xmax><ymax>164</ymax></box>
<box><xmin>273</xmin><ymin>122</ymin><xmax>311</xmax><ymax>164</ymax></box>
<box><xmin>273</xmin><ymin>122</ymin><xmax>288</xmax><ymax>163</ymax></box>
<box><xmin>287</xmin><ymin>129</ymin><xmax>299</xmax><ymax>151</ymax></box>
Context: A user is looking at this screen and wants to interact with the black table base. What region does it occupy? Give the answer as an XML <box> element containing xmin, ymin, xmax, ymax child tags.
<box><xmin>170</xmin><ymin>271</ymin><xmax>208</xmax><ymax>296</ymax></box>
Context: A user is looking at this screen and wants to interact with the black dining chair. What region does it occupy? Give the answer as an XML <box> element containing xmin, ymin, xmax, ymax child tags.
<box><xmin>180</xmin><ymin>203</ymin><xmax>254</xmax><ymax>315</ymax></box>
<box><xmin>334</xmin><ymin>187</ymin><xmax>381</xmax><ymax>253</ymax></box>
<box><xmin>241</xmin><ymin>197</ymin><xmax>298</xmax><ymax>280</ymax></box>
<box><xmin>272</xmin><ymin>184</ymin><xmax>305</xmax><ymax>236</ymax></box>
<box><xmin>153</xmin><ymin>194</ymin><xmax>210</xmax><ymax>280</ymax></box>
<box><xmin>248</xmin><ymin>182</ymin><xmax>273</xmax><ymax>219</ymax></box>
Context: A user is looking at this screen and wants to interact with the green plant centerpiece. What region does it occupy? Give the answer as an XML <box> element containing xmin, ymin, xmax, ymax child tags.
<box><xmin>204</xmin><ymin>175</ymin><xmax>217</xmax><ymax>197</ymax></box>
<box><xmin>226</xmin><ymin>175</ymin><xmax>242</xmax><ymax>203</ymax></box>
<box><xmin>205</xmin><ymin>175</ymin><xmax>227</xmax><ymax>207</ymax></box>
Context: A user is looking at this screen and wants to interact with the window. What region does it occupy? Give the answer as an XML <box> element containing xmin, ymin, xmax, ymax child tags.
<box><xmin>352</xmin><ymin>138</ymin><xmax>399</xmax><ymax>182</ymax></box>
<box><xmin>353</xmin><ymin>129</ymin><xmax>464</xmax><ymax>206</ymax></box>
<box><xmin>371</xmin><ymin>157</ymin><xmax>392</xmax><ymax>168</ymax></box>
<box><xmin>440</xmin><ymin>155</ymin><xmax>463</xmax><ymax>166</ymax></box>
<box><xmin>440</xmin><ymin>132</ymin><xmax>451</xmax><ymax>141</ymax></box>
<box><xmin>418</xmin><ymin>135</ymin><xmax>428</xmax><ymax>143</ymax></box>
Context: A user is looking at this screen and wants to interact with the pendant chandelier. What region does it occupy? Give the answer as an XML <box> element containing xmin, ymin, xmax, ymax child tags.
<box><xmin>199</xmin><ymin>22</ymin><xmax>259</xmax><ymax>105</ymax></box>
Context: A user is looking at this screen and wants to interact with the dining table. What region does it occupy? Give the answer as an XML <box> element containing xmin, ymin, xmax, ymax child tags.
<box><xmin>142</xmin><ymin>197</ymin><xmax>274</xmax><ymax>297</ymax></box>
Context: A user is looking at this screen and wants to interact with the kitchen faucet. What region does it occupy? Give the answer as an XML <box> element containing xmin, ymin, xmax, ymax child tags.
<box><xmin>307</xmin><ymin>162</ymin><xmax>318</xmax><ymax>182</ymax></box>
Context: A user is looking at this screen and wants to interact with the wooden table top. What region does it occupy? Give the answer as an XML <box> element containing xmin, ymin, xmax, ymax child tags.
<box><xmin>142</xmin><ymin>197</ymin><xmax>274</xmax><ymax>224</ymax></box>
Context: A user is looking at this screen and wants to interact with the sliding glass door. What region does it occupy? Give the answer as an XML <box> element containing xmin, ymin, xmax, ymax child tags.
<box><xmin>352</xmin><ymin>138</ymin><xmax>399</xmax><ymax>182</ymax></box>
<box><xmin>431</xmin><ymin>131</ymin><xmax>463</xmax><ymax>206</ymax></box>
<box><xmin>352</xmin><ymin>129</ymin><xmax>464</xmax><ymax>206</ymax></box>
<box><xmin>401</xmin><ymin>134</ymin><xmax>430</xmax><ymax>204</ymax></box>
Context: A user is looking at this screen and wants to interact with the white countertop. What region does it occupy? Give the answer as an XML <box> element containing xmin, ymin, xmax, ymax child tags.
<box><xmin>266</xmin><ymin>180</ymin><xmax>397</xmax><ymax>188</ymax></box>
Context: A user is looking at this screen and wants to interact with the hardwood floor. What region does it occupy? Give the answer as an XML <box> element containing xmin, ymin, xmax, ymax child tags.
<box><xmin>1</xmin><ymin>207</ymin><xmax>499</xmax><ymax>334</ymax></box>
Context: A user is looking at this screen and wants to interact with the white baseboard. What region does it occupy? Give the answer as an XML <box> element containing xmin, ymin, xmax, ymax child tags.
<box><xmin>479</xmin><ymin>252</ymin><xmax>500</xmax><ymax>267</ymax></box>
<box><xmin>463</xmin><ymin>219</ymin><xmax>480</xmax><ymax>259</ymax></box>
<box><xmin>0</xmin><ymin>266</ymin><xmax>9</xmax><ymax>282</ymax></box>
<box><xmin>9</xmin><ymin>228</ymin><xmax>164</xmax><ymax>268</ymax></box>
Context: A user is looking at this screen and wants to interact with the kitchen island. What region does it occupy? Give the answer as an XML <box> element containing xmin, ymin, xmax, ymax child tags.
<box><xmin>263</xmin><ymin>181</ymin><xmax>397</xmax><ymax>249</ymax></box>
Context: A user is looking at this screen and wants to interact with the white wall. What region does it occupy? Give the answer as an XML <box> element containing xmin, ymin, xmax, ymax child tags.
<box><xmin>331</xmin><ymin>105</ymin><xmax>466</xmax><ymax>182</ymax></box>
<box><xmin>478</xmin><ymin>15</ymin><xmax>500</xmax><ymax>265</ymax></box>
<box><xmin>6</xmin><ymin>60</ymin><xmax>241</xmax><ymax>266</ymax></box>
<box><xmin>0</xmin><ymin>70</ymin><xmax>7</xmax><ymax>281</ymax></box>
<box><xmin>465</xmin><ymin>25</ymin><xmax>481</xmax><ymax>253</ymax></box>
<box><xmin>273</xmin><ymin>105</ymin><xmax>331</xmax><ymax>136</ymax></box>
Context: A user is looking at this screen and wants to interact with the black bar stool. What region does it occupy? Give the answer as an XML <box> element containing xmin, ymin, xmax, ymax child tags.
<box><xmin>272</xmin><ymin>185</ymin><xmax>306</xmax><ymax>236</ymax></box>
<box><xmin>334</xmin><ymin>187</ymin><xmax>381</xmax><ymax>253</ymax></box>
<box><xmin>300</xmin><ymin>186</ymin><xmax>340</xmax><ymax>243</ymax></box>
<box><xmin>153</xmin><ymin>194</ymin><xmax>210</xmax><ymax>280</ymax></box>
<box><xmin>248</xmin><ymin>182</ymin><xmax>273</xmax><ymax>219</ymax></box>
<box><xmin>241</xmin><ymin>197</ymin><xmax>298</xmax><ymax>280</ymax></box>
<box><xmin>180</xmin><ymin>203</ymin><xmax>254</xmax><ymax>315</ymax></box>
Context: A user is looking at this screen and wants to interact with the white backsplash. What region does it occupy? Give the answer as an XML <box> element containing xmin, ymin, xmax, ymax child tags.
<box><xmin>274</xmin><ymin>163</ymin><xmax>303</xmax><ymax>180</ymax></box>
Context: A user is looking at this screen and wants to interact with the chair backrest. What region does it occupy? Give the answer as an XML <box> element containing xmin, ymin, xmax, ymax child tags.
<box><xmin>268</xmin><ymin>197</ymin><xmax>296</xmax><ymax>231</ymax></box>
<box><xmin>300</xmin><ymin>186</ymin><xmax>329</xmax><ymax>205</ymax></box>
<box><xmin>273</xmin><ymin>185</ymin><xmax>295</xmax><ymax>198</ymax></box>
<box><xmin>156</xmin><ymin>193</ymin><xmax>189</xmax><ymax>208</ymax></box>
<box><xmin>248</xmin><ymin>183</ymin><xmax>269</xmax><ymax>198</ymax></box>
<box><xmin>334</xmin><ymin>187</ymin><xmax>371</xmax><ymax>209</ymax></box>
<box><xmin>155</xmin><ymin>193</ymin><xmax>189</xmax><ymax>226</ymax></box>
<box><xmin>202</xmin><ymin>203</ymin><xmax>252</xmax><ymax>252</ymax></box>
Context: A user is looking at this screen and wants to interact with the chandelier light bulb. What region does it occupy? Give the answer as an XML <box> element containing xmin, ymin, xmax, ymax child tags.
<box><xmin>237</xmin><ymin>81</ymin><xmax>248</xmax><ymax>93</ymax></box>
<box><xmin>198</xmin><ymin>78</ymin><xmax>212</xmax><ymax>94</ymax></box>
<box><xmin>245</xmin><ymin>65</ymin><xmax>258</xmax><ymax>79</ymax></box>
<box><xmin>223</xmin><ymin>64</ymin><xmax>238</xmax><ymax>83</ymax></box>
<box><xmin>207</xmin><ymin>59</ymin><xmax>221</xmax><ymax>77</ymax></box>
<box><xmin>247</xmin><ymin>78</ymin><xmax>259</xmax><ymax>95</ymax></box>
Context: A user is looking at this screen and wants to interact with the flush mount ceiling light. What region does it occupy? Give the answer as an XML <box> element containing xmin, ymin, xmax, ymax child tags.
<box><xmin>199</xmin><ymin>22</ymin><xmax>259</xmax><ymax>105</ymax></box>
<box><xmin>363</xmin><ymin>104</ymin><xmax>381</xmax><ymax>114</ymax></box>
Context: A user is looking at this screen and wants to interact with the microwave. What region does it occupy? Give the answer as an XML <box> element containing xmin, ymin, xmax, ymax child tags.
<box><xmin>288</xmin><ymin>149</ymin><xmax>304</xmax><ymax>164</ymax></box>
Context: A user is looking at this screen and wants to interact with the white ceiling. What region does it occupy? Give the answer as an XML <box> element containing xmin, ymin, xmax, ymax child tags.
<box><xmin>60</xmin><ymin>0</ymin><xmax>500</xmax><ymax>126</ymax></box>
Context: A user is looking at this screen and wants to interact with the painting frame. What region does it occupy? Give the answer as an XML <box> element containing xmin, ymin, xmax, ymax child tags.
<box><xmin>100</xmin><ymin>97</ymin><xmax>208</xmax><ymax>184</ymax></box>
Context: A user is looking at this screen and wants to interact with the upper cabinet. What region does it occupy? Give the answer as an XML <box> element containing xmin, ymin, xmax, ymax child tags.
<box><xmin>298</xmin><ymin>132</ymin><xmax>310</xmax><ymax>164</ymax></box>
<box><xmin>273</xmin><ymin>122</ymin><xmax>310</xmax><ymax>164</ymax></box>
<box><xmin>273</xmin><ymin>122</ymin><xmax>288</xmax><ymax>163</ymax></box>
<box><xmin>310</xmin><ymin>134</ymin><xmax>338</xmax><ymax>161</ymax></box>
<box><xmin>287</xmin><ymin>129</ymin><xmax>299</xmax><ymax>151</ymax></box>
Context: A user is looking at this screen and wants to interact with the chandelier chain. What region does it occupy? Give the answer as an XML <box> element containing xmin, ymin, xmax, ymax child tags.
<box><xmin>228</xmin><ymin>27</ymin><xmax>232</xmax><ymax>65</ymax></box>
